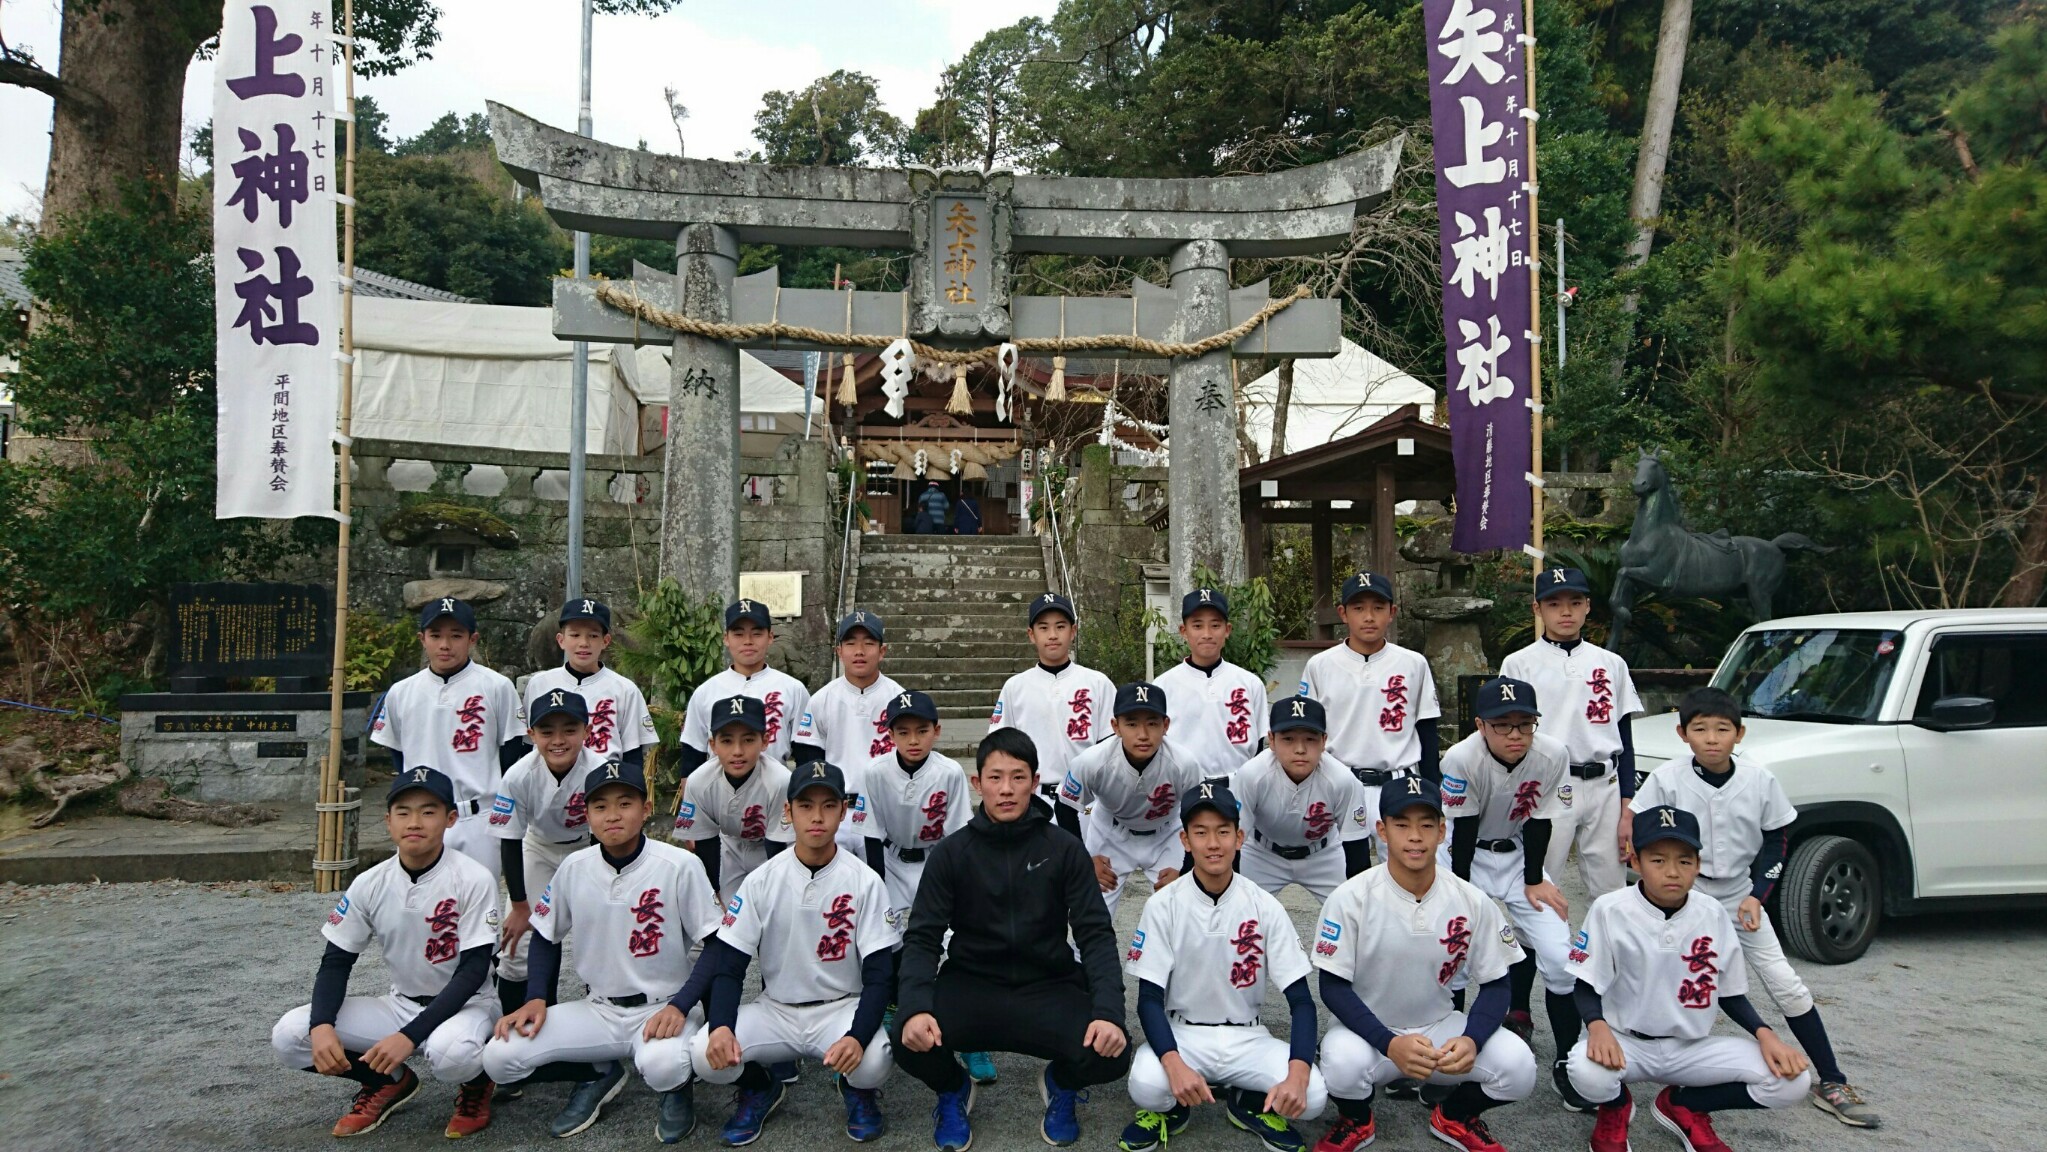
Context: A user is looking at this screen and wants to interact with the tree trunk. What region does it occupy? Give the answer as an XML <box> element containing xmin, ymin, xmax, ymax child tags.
<box><xmin>1612</xmin><ymin>0</ymin><xmax>1693</xmax><ymax>373</ymax></box>
<box><xmin>2001</xmin><ymin>472</ymin><xmax>2047</xmax><ymax>607</ymax></box>
<box><xmin>1270</xmin><ymin>358</ymin><xmax>1296</xmax><ymax>459</ymax></box>
<box><xmin>39</xmin><ymin>1</ymin><xmax>208</xmax><ymax>230</ymax></box>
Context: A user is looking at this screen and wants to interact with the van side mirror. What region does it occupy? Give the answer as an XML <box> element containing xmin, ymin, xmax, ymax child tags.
<box><xmin>1916</xmin><ymin>695</ymin><xmax>1996</xmax><ymax>732</ymax></box>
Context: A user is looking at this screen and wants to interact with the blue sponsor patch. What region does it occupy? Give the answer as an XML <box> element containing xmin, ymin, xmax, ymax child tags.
<box><xmin>1059</xmin><ymin>773</ymin><xmax>1083</xmax><ymax>802</ymax></box>
<box><xmin>1571</xmin><ymin>929</ymin><xmax>1589</xmax><ymax>950</ymax></box>
<box><xmin>1319</xmin><ymin>919</ymin><xmax>1342</xmax><ymax>942</ymax></box>
<box><xmin>1440</xmin><ymin>775</ymin><xmax>1468</xmax><ymax>796</ymax></box>
<box><xmin>674</xmin><ymin>799</ymin><xmax>697</xmax><ymax>829</ymax></box>
<box><xmin>1126</xmin><ymin>929</ymin><xmax>1146</xmax><ymax>961</ymax></box>
<box><xmin>1297</xmin><ymin>680</ymin><xmax>1311</xmax><ymax>697</ymax></box>
<box><xmin>327</xmin><ymin>894</ymin><xmax>351</xmax><ymax>925</ymax></box>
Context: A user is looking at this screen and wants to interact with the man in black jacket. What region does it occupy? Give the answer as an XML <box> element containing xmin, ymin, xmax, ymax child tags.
<box><xmin>893</xmin><ymin>727</ymin><xmax>1131</xmax><ymax>1151</ymax></box>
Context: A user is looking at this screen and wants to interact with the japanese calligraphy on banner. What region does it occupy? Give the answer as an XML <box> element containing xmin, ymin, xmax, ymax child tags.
<box><xmin>1426</xmin><ymin>0</ymin><xmax>1535</xmax><ymax>553</ymax></box>
<box><xmin>213</xmin><ymin>0</ymin><xmax>339</xmax><ymax>519</ymax></box>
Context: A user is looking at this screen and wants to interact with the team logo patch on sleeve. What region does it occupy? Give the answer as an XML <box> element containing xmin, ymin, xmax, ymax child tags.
<box><xmin>1568</xmin><ymin>928</ymin><xmax>1589</xmax><ymax>964</ymax></box>
<box><xmin>1500</xmin><ymin>925</ymin><xmax>1518</xmax><ymax>947</ymax></box>
<box><xmin>642</xmin><ymin>715</ymin><xmax>657</xmax><ymax>730</ymax></box>
<box><xmin>534</xmin><ymin>886</ymin><xmax>552</xmax><ymax>918</ymax></box>
<box><xmin>1297</xmin><ymin>680</ymin><xmax>1311</xmax><ymax>697</ymax></box>
<box><xmin>1441</xmin><ymin>776</ymin><xmax>1467</xmax><ymax>796</ymax></box>
<box><xmin>1126</xmin><ymin>929</ymin><xmax>1145</xmax><ymax>962</ymax></box>
<box><xmin>989</xmin><ymin>700</ymin><xmax>1004</xmax><ymax>725</ymax></box>
<box><xmin>673</xmin><ymin>800</ymin><xmax>696</xmax><ymax>830</ymax></box>
<box><xmin>1059</xmin><ymin>773</ymin><xmax>1083</xmax><ymax>803</ymax></box>
<box><xmin>1557</xmin><ymin>783</ymin><xmax>1573</xmax><ymax>808</ymax></box>
<box><xmin>722</xmin><ymin>895</ymin><xmax>743</xmax><ymax>927</ymax></box>
<box><xmin>327</xmin><ymin>894</ymin><xmax>350</xmax><ymax>925</ymax></box>
<box><xmin>486</xmin><ymin>907</ymin><xmax>501</xmax><ymax>929</ymax></box>
<box><xmin>1316</xmin><ymin>919</ymin><xmax>1341</xmax><ymax>956</ymax></box>
<box><xmin>488</xmin><ymin>794</ymin><xmax>516</xmax><ymax>825</ymax></box>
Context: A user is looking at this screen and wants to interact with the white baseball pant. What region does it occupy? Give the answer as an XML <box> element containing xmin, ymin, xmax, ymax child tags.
<box><xmin>273</xmin><ymin>995</ymin><xmax>495</xmax><ymax>1083</ymax></box>
<box><xmin>481</xmin><ymin>996</ymin><xmax>703</xmax><ymax>1092</ymax></box>
<box><xmin>499</xmin><ymin>833</ymin><xmax>585</xmax><ymax>983</ymax></box>
<box><xmin>1566</xmin><ymin>1032</ymin><xmax>1812</xmax><ymax>1108</ymax></box>
<box><xmin>688</xmin><ymin>996</ymin><xmax>892</xmax><ymax>1090</ymax></box>
<box><xmin>1320</xmin><ymin>1014</ymin><xmax>1536</xmax><ymax>1104</ymax></box>
<box><xmin>1441</xmin><ymin>843</ymin><xmax>1576</xmax><ymax>996</ymax></box>
<box><xmin>1083</xmin><ymin>811</ymin><xmax>1183</xmax><ymax>915</ymax></box>
<box><xmin>1239</xmin><ymin>841</ymin><xmax>1348</xmax><ymax>902</ymax></box>
<box><xmin>1544</xmin><ymin>772</ymin><xmax>1624</xmax><ymax>898</ymax></box>
<box><xmin>1129</xmin><ymin>1023</ymin><xmax>1327</xmax><ymax>1118</ymax></box>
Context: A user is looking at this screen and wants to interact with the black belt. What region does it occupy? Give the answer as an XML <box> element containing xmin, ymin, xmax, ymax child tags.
<box><xmin>1352</xmin><ymin>768</ymin><xmax>1394</xmax><ymax>786</ymax></box>
<box><xmin>1112</xmin><ymin>817</ymin><xmax>1159</xmax><ymax>837</ymax></box>
<box><xmin>1569</xmin><ymin>762</ymin><xmax>1608</xmax><ymax>779</ymax></box>
<box><xmin>889</xmin><ymin>844</ymin><xmax>927</xmax><ymax>863</ymax></box>
<box><xmin>1625</xmin><ymin>1029</ymin><xmax>1671</xmax><ymax>1042</ymax></box>
<box><xmin>1252</xmin><ymin>829</ymin><xmax>1327</xmax><ymax>861</ymax></box>
<box><xmin>460</xmin><ymin>799</ymin><xmax>484</xmax><ymax>815</ymax></box>
<box><xmin>785</xmin><ymin>995</ymin><xmax>852</xmax><ymax>1009</ymax></box>
<box><xmin>402</xmin><ymin>993</ymin><xmax>436</xmax><ymax>1006</ymax></box>
<box><xmin>1174</xmin><ymin>1017</ymin><xmax>1257</xmax><ymax>1028</ymax></box>
<box><xmin>1476</xmin><ymin>838</ymin><xmax>1519</xmax><ymax>853</ymax></box>
<box><xmin>1039</xmin><ymin>783</ymin><xmax>1059</xmax><ymax>797</ymax></box>
<box><xmin>606</xmin><ymin>993</ymin><xmax>651</xmax><ymax>1008</ymax></box>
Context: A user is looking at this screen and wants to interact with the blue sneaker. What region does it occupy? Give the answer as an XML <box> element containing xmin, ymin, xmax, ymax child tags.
<box><xmin>962</xmin><ymin>1051</ymin><xmax>999</xmax><ymax>1084</ymax></box>
<box><xmin>550</xmin><ymin>1061</ymin><xmax>627</xmax><ymax>1139</ymax></box>
<box><xmin>1039</xmin><ymin>1065</ymin><xmax>1088</xmax><ymax>1147</ymax></box>
<box><xmin>772</xmin><ymin>1060</ymin><xmax>801</xmax><ymax>1084</ymax></box>
<box><xmin>1118</xmin><ymin>1104</ymin><xmax>1191</xmax><ymax>1151</ymax></box>
<box><xmin>1223</xmin><ymin>1092</ymin><xmax>1306</xmax><ymax>1152</ymax></box>
<box><xmin>843</xmin><ymin>1080</ymin><xmax>886</xmax><ymax>1142</ymax></box>
<box><xmin>720</xmin><ymin>1078</ymin><xmax>787</xmax><ymax>1147</ymax></box>
<box><xmin>932</xmin><ymin>1078</ymin><xmax>976</xmax><ymax>1152</ymax></box>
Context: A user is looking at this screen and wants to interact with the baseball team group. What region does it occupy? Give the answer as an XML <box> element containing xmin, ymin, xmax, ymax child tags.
<box><xmin>269</xmin><ymin>567</ymin><xmax>1882</xmax><ymax>1152</ymax></box>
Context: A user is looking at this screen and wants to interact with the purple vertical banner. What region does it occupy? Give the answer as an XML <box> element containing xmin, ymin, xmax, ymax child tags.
<box><xmin>1425</xmin><ymin>0</ymin><xmax>1535</xmax><ymax>553</ymax></box>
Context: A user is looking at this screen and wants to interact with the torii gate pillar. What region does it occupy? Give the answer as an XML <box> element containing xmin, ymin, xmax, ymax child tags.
<box><xmin>1166</xmin><ymin>238</ymin><xmax>1245</xmax><ymax>595</ymax></box>
<box><xmin>662</xmin><ymin>223</ymin><xmax>741</xmax><ymax>598</ymax></box>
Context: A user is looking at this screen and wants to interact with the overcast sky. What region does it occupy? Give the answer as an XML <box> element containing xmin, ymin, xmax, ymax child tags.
<box><xmin>0</xmin><ymin>0</ymin><xmax>1057</xmax><ymax>220</ymax></box>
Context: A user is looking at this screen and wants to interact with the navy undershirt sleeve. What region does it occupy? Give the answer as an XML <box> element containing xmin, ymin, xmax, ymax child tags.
<box><xmin>1136</xmin><ymin>979</ymin><xmax>1177</xmax><ymax>1056</ymax></box>
<box><xmin>525</xmin><ymin>933</ymin><xmax>562</xmax><ymax>1005</ymax></box>
<box><xmin>1520</xmin><ymin>818</ymin><xmax>1553</xmax><ymax>886</ymax></box>
<box><xmin>1573</xmin><ymin>978</ymin><xmax>1605</xmax><ymax>1024</ymax></box>
<box><xmin>1750</xmin><ymin>828</ymin><xmax>1790</xmax><ymax>901</ymax></box>
<box><xmin>502</xmin><ymin>839</ymin><xmax>527</xmax><ymax>903</ymax></box>
<box><xmin>697</xmin><ymin>842</ymin><xmax>723</xmax><ymax>897</ymax></box>
<box><xmin>791</xmin><ymin>741</ymin><xmax>827</xmax><ymax>767</ymax></box>
<box><xmin>1617</xmin><ymin>716</ymin><xmax>1638</xmax><ymax>799</ymax></box>
<box><xmin>707</xmin><ymin>947</ymin><xmax>751</xmax><ymax>1032</ymax></box>
<box><xmin>388</xmin><ymin>749</ymin><xmax>405</xmax><ymax>774</ymax></box>
<box><xmin>847</xmin><ymin>947</ymin><xmax>893</xmax><ymax>1044</ymax></box>
<box><xmin>1342</xmin><ymin>840</ymin><xmax>1372</xmax><ymax>878</ymax></box>
<box><xmin>1462</xmin><ymin>975</ymin><xmax>1510</xmax><ymax>1043</ymax></box>
<box><xmin>865</xmin><ymin>838</ymin><xmax>888</xmax><ymax>874</ymax></box>
<box><xmin>309</xmin><ymin>942</ymin><xmax>360</xmax><ymax>1029</ymax></box>
<box><xmin>619</xmin><ymin>746</ymin><xmax>645</xmax><ymax>774</ymax></box>
<box><xmin>400</xmin><ymin>944</ymin><xmax>493</xmax><ymax>1044</ymax></box>
<box><xmin>669</xmin><ymin>937</ymin><xmax>736</xmax><ymax>1012</ymax></box>
<box><xmin>499</xmin><ymin>739</ymin><xmax>525</xmax><ymax>773</ymax></box>
<box><xmin>1720</xmin><ymin>993</ymin><xmax>1767</xmax><ymax>1035</ymax></box>
<box><xmin>1319</xmin><ymin>971</ymin><xmax>1397</xmax><ymax>1055</ymax></box>
<box><xmin>1449</xmin><ymin>816</ymin><xmax>1480</xmax><ymax>880</ymax></box>
<box><xmin>676</xmin><ymin>745</ymin><xmax>708</xmax><ymax>774</ymax></box>
<box><xmin>765</xmin><ymin>839</ymin><xmax>788</xmax><ymax>859</ymax></box>
<box><xmin>1054</xmin><ymin>801</ymin><xmax>1084</xmax><ymax>840</ymax></box>
<box><xmin>1418</xmin><ymin>723</ymin><xmax>1441</xmax><ymax>783</ymax></box>
<box><xmin>1283</xmin><ymin>978</ymin><xmax>1318</xmax><ymax>1065</ymax></box>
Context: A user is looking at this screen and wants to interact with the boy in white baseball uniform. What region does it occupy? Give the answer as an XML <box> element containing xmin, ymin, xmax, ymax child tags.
<box><xmin>524</xmin><ymin>598</ymin><xmax>658</xmax><ymax>773</ymax></box>
<box><xmin>1312</xmin><ymin>777</ymin><xmax>1537</xmax><ymax>1152</ymax></box>
<box><xmin>1440</xmin><ymin>677</ymin><xmax>1588</xmax><ymax>1110</ymax></box>
<box><xmin>490</xmin><ymin>689</ymin><xmax>601</xmax><ymax>1017</ymax></box>
<box><xmin>271</xmin><ymin>768</ymin><xmax>501</xmax><ymax>1139</ymax></box>
<box><xmin>1631</xmin><ymin>688</ymin><xmax>1879</xmax><ymax>1129</ymax></box>
<box><xmin>989</xmin><ymin>591</ymin><xmax>1114</xmax><ymax>801</ymax></box>
<box><xmin>370</xmin><ymin>598</ymin><xmax>525</xmax><ymax>882</ymax></box>
<box><xmin>792</xmin><ymin>610</ymin><xmax>904</xmax><ymax>857</ymax></box>
<box><xmin>1154</xmin><ymin>588</ymin><xmax>1268</xmax><ymax>777</ymax></box>
<box><xmin>690</xmin><ymin>761</ymin><xmax>901</xmax><ymax>1145</ymax></box>
<box><xmin>1299</xmin><ymin>571</ymin><xmax>1442</xmax><ymax>853</ymax></box>
<box><xmin>1229</xmin><ymin>697</ymin><xmax>1372</xmax><ymax>901</ymax></box>
<box><xmin>1566</xmin><ymin>806</ymin><xmax>1813</xmax><ymax>1152</ymax></box>
<box><xmin>1057</xmin><ymin>681</ymin><xmax>1203</xmax><ymax>914</ymax></box>
<box><xmin>1119</xmin><ymin>782</ymin><xmax>1326</xmax><ymax>1152</ymax></box>
<box><xmin>680</xmin><ymin>599</ymin><xmax>811</xmax><ymax>770</ymax></box>
<box><xmin>484</xmin><ymin>760</ymin><xmax>725</xmax><ymax>1142</ymax></box>
<box><xmin>1498</xmin><ymin>568</ymin><xmax>1643</xmax><ymax>899</ymax></box>
<box><xmin>672</xmin><ymin>695</ymin><xmax>796</xmax><ymax>902</ymax></box>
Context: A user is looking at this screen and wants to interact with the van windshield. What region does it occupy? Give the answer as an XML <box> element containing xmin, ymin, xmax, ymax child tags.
<box><xmin>1711</xmin><ymin>629</ymin><xmax>1906</xmax><ymax>723</ymax></box>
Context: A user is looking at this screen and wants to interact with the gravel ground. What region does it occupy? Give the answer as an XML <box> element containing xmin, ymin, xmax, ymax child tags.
<box><xmin>0</xmin><ymin>874</ymin><xmax>2037</xmax><ymax>1152</ymax></box>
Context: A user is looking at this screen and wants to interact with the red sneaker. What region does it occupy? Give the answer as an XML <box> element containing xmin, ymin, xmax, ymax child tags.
<box><xmin>1502</xmin><ymin>1010</ymin><xmax>1535</xmax><ymax>1044</ymax></box>
<box><xmin>1428</xmin><ymin>1105</ymin><xmax>1505</xmax><ymax>1152</ymax></box>
<box><xmin>1589</xmin><ymin>1092</ymin><xmax>1632</xmax><ymax>1152</ymax></box>
<box><xmin>445</xmin><ymin>1077</ymin><xmax>493</xmax><ymax>1138</ymax></box>
<box><xmin>1314</xmin><ymin>1114</ymin><xmax>1377</xmax><ymax>1152</ymax></box>
<box><xmin>1651</xmin><ymin>1087</ymin><xmax>1731</xmax><ymax>1152</ymax></box>
<box><xmin>332</xmin><ymin>1066</ymin><xmax>420</xmax><ymax>1137</ymax></box>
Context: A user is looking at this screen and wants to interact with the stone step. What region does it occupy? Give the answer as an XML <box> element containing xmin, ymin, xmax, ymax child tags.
<box><xmin>869</xmin><ymin>640</ymin><xmax>1038</xmax><ymax>662</ymax></box>
<box><xmin>851</xmin><ymin>579</ymin><xmax>1047</xmax><ymax>598</ymax></box>
<box><xmin>861</xmin><ymin>536</ymin><xmax>1043</xmax><ymax>553</ymax></box>
<box><xmin>883</xmin><ymin>672</ymin><xmax>1013</xmax><ymax>693</ymax></box>
<box><xmin>854</xmin><ymin>606</ymin><xmax>1026</xmax><ymax>626</ymax></box>
<box><xmin>856</xmin><ymin>562</ymin><xmax>1048</xmax><ymax>583</ymax></box>
<box><xmin>878</xmin><ymin>625</ymin><xmax>1033</xmax><ymax>647</ymax></box>
<box><xmin>925</xmin><ymin>687</ymin><xmax>1000</xmax><ymax>712</ymax></box>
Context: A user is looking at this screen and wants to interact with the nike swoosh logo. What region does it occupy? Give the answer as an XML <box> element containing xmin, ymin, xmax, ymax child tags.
<box><xmin>1026</xmin><ymin>859</ymin><xmax>1047</xmax><ymax>871</ymax></box>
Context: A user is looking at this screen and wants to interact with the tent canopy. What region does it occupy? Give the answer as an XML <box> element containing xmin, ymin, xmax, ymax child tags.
<box><xmin>350</xmin><ymin>296</ymin><xmax>810</xmax><ymax>455</ymax></box>
<box><xmin>1239</xmin><ymin>339</ymin><xmax>1437</xmax><ymax>460</ymax></box>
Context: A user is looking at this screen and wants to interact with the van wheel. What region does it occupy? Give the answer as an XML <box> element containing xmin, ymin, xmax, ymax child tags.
<box><xmin>1780</xmin><ymin>834</ymin><xmax>1881</xmax><ymax>964</ymax></box>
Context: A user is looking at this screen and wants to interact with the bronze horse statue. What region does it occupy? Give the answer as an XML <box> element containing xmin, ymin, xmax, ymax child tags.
<box><xmin>1610</xmin><ymin>450</ymin><xmax>1830</xmax><ymax>652</ymax></box>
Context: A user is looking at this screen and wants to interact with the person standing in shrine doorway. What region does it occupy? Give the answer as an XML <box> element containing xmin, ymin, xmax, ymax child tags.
<box><xmin>914</xmin><ymin>481</ymin><xmax>950</xmax><ymax>534</ymax></box>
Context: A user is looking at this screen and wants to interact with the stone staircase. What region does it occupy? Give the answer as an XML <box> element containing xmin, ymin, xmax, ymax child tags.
<box><xmin>851</xmin><ymin>533</ymin><xmax>1047</xmax><ymax>761</ymax></box>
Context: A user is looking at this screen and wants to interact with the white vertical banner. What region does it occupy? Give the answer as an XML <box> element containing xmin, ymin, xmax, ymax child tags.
<box><xmin>214</xmin><ymin>0</ymin><xmax>339</xmax><ymax>519</ymax></box>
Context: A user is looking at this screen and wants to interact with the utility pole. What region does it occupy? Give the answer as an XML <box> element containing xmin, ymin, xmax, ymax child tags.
<box><xmin>565</xmin><ymin>0</ymin><xmax>594</xmax><ymax>601</ymax></box>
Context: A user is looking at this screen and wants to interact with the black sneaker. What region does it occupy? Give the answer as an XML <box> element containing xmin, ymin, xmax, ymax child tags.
<box><xmin>1553</xmin><ymin>1060</ymin><xmax>1596</xmax><ymax>1114</ymax></box>
<box><xmin>551</xmin><ymin>1062</ymin><xmax>627</xmax><ymax>1139</ymax></box>
<box><xmin>657</xmin><ymin>1084</ymin><xmax>697</xmax><ymax>1144</ymax></box>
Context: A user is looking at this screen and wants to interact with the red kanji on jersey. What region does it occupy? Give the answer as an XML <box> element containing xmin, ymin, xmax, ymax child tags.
<box><xmin>1380</xmin><ymin>675</ymin><xmax>1410</xmax><ymax>733</ymax></box>
<box><xmin>1510</xmin><ymin>780</ymin><xmax>1542</xmax><ymax>822</ymax></box>
<box><xmin>587</xmin><ymin>698</ymin><xmax>618</xmax><ymax>753</ymax></box>
<box><xmin>1229</xmin><ymin>919</ymin><xmax>1265</xmax><ymax>988</ymax></box>
<box><xmin>919</xmin><ymin>790</ymin><xmax>951</xmax><ymax>842</ymax></box>
<box><xmin>1677</xmin><ymin>935</ymin><xmax>1719</xmax><ymax>1008</ymax></box>
<box><xmin>869</xmin><ymin>710</ymin><xmax>895</xmax><ymax>759</ymax></box>
<box><xmin>741</xmin><ymin>804</ymin><xmax>767</xmax><ymax>840</ymax></box>
<box><xmin>1066</xmin><ymin>689</ymin><xmax>1094</xmax><ymax>742</ymax></box>
<box><xmin>1438</xmin><ymin>915</ymin><xmax>1472</xmax><ymax>984</ymax></box>
<box><xmin>817</xmin><ymin>893</ymin><xmax>856</xmax><ymax>960</ymax></box>
<box><xmin>1586</xmin><ymin>669</ymin><xmax>1615</xmax><ymax>724</ymax></box>
<box><xmin>452</xmin><ymin>695</ymin><xmax>486</xmax><ymax>753</ymax></box>
<box><xmin>564</xmin><ymin>790</ymin><xmax>588</xmax><ymax>829</ymax></box>
<box><xmin>1225</xmin><ymin>687</ymin><xmax>1252</xmax><ymax>744</ymax></box>
<box><xmin>1142</xmin><ymin>782</ymin><xmax>1176</xmax><ymax>821</ymax></box>
<box><xmin>424</xmin><ymin>898</ymin><xmax>460</xmax><ymax>964</ymax></box>
<box><xmin>762</xmin><ymin>691</ymin><xmax>786</xmax><ymax>745</ymax></box>
<box><xmin>1304</xmin><ymin>801</ymin><xmax>1337</xmax><ymax>841</ymax></box>
<box><xmin>629</xmin><ymin>887</ymin><xmax>666</xmax><ymax>957</ymax></box>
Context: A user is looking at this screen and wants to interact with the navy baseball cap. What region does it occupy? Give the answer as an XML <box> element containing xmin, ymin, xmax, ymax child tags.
<box><xmin>836</xmin><ymin>609</ymin><xmax>886</xmax><ymax>644</ymax></box>
<box><xmin>583</xmin><ymin>757</ymin><xmax>647</xmax><ymax>798</ymax></box>
<box><xmin>1113</xmin><ymin>681</ymin><xmax>1168</xmax><ymax>718</ymax></box>
<box><xmin>417</xmin><ymin>597</ymin><xmax>478</xmax><ymax>632</ymax></box>
<box><xmin>1473</xmin><ymin>677</ymin><xmax>1541</xmax><ymax>719</ymax></box>
<box><xmin>883</xmin><ymin>689</ymin><xmax>940</xmax><ymax>726</ymax></box>
<box><xmin>1029</xmin><ymin>591</ymin><xmax>1076</xmax><ymax>625</ymax></box>
<box><xmin>788</xmin><ymin>759</ymin><xmax>849</xmax><ymax>802</ymax></box>
<box><xmin>1340</xmin><ymin>570</ymin><xmax>1396</xmax><ymax>605</ymax></box>
<box><xmin>711</xmin><ymin>694</ymin><xmax>767</xmax><ymax>733</ymax></box>
<box><xmin>1181</xmin><ymin>587</ymin><xmax>1231</xmax><ymax>620</ymax></box>
<box><xmin>530</xmin><ymin>688</ymin><xmax>590</xmax><ymax>726</ymax></box>
<box><xmin>1632</xmin><ymin>805</ymin><xmax>1703</xmax><ymax>852</ymax></box>
<box><xmin>559</xmin><ymin>597</ymin><xmax>612</xmax><ymax>631</ymax></box>
<box><xmin>1270</xmin><ymin>695</ymin><xmax>1328</xmax><ymax>734</ymax></box>
<box><xmin>1535</xmin><ymin>567</ymin><xmax>1593</xmax><ymax>601</ymax></box>
<box><xmin>1181</xmin><ymin>779</ymin><xmax>1241</xmax><ymax>824</ymax></box>
<box><xmin>725</xmin><ymin>598</ymin><xmax>772</xmax><ymax>630</ymax></box>
<box><xmin>387</xmin><ymin>765</ymin><xmax>457</xmax><ymax>809</ymax></box>
<box><xmin>1379</xmin><ymin>774</ymin><xmax>1447</xmax><ymax>821</ymax></box>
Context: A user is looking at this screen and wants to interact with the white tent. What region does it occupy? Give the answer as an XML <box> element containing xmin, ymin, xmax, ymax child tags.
<box><xmin>350</xmin><ymin>296</ymin><xmax>811</xmax><ymax>455</ymax></box>
<box><xmin>1239</xmin><ymin>338</ymin><xmax>1437</xmax><ymax>460</ymax></box>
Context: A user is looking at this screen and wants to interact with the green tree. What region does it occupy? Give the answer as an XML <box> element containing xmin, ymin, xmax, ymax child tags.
<box><xmin>908</xmin><ymin>18</ymin><xmax>1057</xmax><ymax>170</ymax></box>
<box><xmin>396</xmin><ymin>111</ymin><xmax>493</xmax><ymax>157</ymax></box>
<box><xmin>353</xmin><ymin>151</ymin><xmax>568</xmax><ymax>304</ymax></box>
<box><xmin>751</xmin><ymin>70</ymin><xmax>905</xmax><ymax>166</ymax></box>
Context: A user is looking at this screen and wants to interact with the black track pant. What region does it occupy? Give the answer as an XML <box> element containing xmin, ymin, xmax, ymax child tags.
<box><xmin>891</xmin><ymin>970</ymin><xmax>1131</xmax><ymax>1095</ymax></box>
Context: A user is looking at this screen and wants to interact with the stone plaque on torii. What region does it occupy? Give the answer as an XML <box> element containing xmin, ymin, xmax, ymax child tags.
<box><xmin>488</xmin><ymin>103</ymin><xmax>1401</xmax><ymax>604</ymax></box>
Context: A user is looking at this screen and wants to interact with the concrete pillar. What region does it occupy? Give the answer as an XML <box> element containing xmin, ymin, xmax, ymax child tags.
<box><xmin>660</xmin><ymin>223</ymin><xmax>741</xmax><ymax>599</ymax></box>
<box><xmin>1165</xmin><ymin>239</ymin><xmax>1245</xmax><ymax>600</ymax></box>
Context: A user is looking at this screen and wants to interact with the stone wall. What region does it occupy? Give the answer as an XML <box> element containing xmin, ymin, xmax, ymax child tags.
<box><xmin>272</xmin><ymin>437</ymin><xmax>840</xmax><ymax>689</ymax></box>
<box><xmin>1067</xmin><ymin>444</ymin><xmax>1169</xmax><ymax>619</ymax></box>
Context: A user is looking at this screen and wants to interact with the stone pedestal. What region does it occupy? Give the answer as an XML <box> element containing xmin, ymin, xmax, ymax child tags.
<box><xmin>118</xmin><ymin>692</ymin><xmax>373</xmax><ymax>805</ymax></box>
<box><xmin>1405</xmin><ymin>596</ymin><xmax>1494</xmax><ymax>736</ymax></box>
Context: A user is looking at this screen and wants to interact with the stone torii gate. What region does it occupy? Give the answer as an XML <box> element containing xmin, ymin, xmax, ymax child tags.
<box><xmin>488</xmin><ymin>103</ymin><xmax>1401</xmax><ymax>605</ymax></box>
